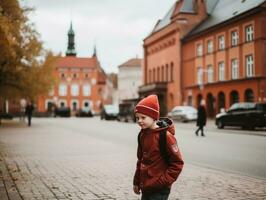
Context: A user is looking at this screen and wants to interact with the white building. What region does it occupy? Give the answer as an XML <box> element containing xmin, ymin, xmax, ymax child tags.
<box><xmin>118</xmin><ymin>58</ymin><xmax>142</xmax><ymax>103</ymax></box>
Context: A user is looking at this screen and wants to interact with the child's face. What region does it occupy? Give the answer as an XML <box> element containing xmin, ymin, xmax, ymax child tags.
<box><xmin>135</xmin><ymin>112</ymin><xmax>155</xmax><ymax>129</ymax></box>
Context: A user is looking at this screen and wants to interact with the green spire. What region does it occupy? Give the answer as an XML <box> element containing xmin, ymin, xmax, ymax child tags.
<box><xmin>66</xmin><ymin>21</ymin><xmax>76</xmax><ymax>56</ymax></box>
<box><xmin>93</xmin><ymin>44</ymin><xmax>97</xmax><ymax>57</ymax></box>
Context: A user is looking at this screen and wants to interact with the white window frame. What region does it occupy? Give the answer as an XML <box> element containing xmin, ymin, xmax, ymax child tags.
<box><xmin>246</xmin><ymin>55</ymin><xmax>254</xmax><ymax>77</ymax></box>
<box><xmin>196</xmin><ymin>44</ymin><xmax>203</xmax><ymax>56</ymax></box>
<box><xmin>207</xmin><ymin>65</ymin><xmax>213</xmax><ymax>83</ymax></box>
<box><xmin>207</xmin><ymin>40</ymin><xmax>213</xmax><ymax>53</ymax></box>
<box><xmin>218</xmin><ymin>35</ymin><xmax>225</xmax><ymax>50</ymax></box>
<box><xmin>231</xmin><ymin>31</ymin><xmax>238</xmax><ymax>46</ymax></box>
<box><xmin>245</xmin><ymin>25</ymin><xmax>254</xmax><ymax>42</ymax></box>
<box><xmin>197</xmin><ymin>67</ymin><xmax>203</xmax><ymax>85</ymax></box>
<box><xmin>71</xmin><ymin>84</ymin><xmax>79</xmax><ymax>96</ymax></box>
<box><xmin>231</xmin><ymin>59</ymin><xmax>238</xmax><ymax>79</ymax></box>
<box><xmin>83</xmin><ymin>85</ymin><xmax>91</xmax><ymax>97</ymax></box>
<box><xmin>218</xmin><ymin>62</ymin><xmax>225</xmax><ymax>81</ymax></box>
<box><xmin>59</xmin><ymin>84</ymin><xmax>67</xmax><ymax>96</ymax></box>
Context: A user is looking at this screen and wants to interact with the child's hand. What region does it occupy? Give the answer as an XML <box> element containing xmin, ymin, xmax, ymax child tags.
<box><xmin>133</xmin><ymin>185</ymin><xmax>140</xmax><ymax>194</ymax></box>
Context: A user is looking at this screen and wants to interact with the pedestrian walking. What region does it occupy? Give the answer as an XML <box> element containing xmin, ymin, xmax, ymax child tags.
<box><xmin>20</xmin><ymin>98</ymin><xmax>26</xmax><ymax>122</ymax></box>
<box><xmin>133</xmin><ymin>94</ymin><xmax>184</xmax><ymax>200</ymax></box>
<box><xmin>25</xmin><ymin>101</ymin><xmax>34</xmax><ymax>126</ymax></box>
<box><xmin>195</xmin><ymin>100</ymin><xmax>207</xmax><ymax>137</ymax></box>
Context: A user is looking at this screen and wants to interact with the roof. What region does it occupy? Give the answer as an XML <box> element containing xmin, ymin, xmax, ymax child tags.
<box><xmin>56</xmin><ymin>56</ymin><xmax>97</xmax><ymax>69</ymax></box>
<box><xmin>118</xmin><ymin>58</ymin><xmax>142</xmax><ymax>68</ymax></box>
<box><xmin>150</xmin><ymin>0</ymin><xmax>265</xmax><ymax>36</ymax></box>
<box><xmin>188</xmin><ymin>0</ymin><xmax>265</xmax><ymax>36</ymax></box>
<box><xmin>152</xmin><ymin>0</ymin><xmax>219</xmax><ymax>34</ymax></box>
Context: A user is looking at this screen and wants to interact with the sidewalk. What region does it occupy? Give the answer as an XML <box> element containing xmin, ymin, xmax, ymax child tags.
<box><xmin>0</xmin><ymin>118</ymin><xmax>266</xmax><ymax>200</ymax></box>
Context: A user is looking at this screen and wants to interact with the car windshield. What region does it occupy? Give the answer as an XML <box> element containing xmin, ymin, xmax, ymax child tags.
<box><xmin>229</xmin><ymin>103</ymin><xmax>255</xmax><ymax>111</ymax></box>
<box><xmin>105</xmin><ymin>105</ymin><xmax>119</xmax><ymax>113</ymax></box>
<box><xmin>172</xmin><ymin>106</ymin><xmax>196</xmax><ymax>113</ymax></box>
<box><xmin>257</xmin><ymin>103</ymin><xmax>266</xmax><ymax>111</ymax></box>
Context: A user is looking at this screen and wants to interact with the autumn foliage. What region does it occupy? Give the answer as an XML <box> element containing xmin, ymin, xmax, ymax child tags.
<box><xmin>0</xmin><ymin>0</ymin><xmax>57</xmax><ymax>101</ymax></box>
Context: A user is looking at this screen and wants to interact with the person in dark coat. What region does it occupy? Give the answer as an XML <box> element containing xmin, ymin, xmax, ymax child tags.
<box><xmin>195</xmin><ymin>100</ymin><xmax>207</xmax><ymax>136</ymax></box>
<box><xmin>25</xmin><ymin>101</ymin><xmax>34</xmax><ymax>126</ymax></box>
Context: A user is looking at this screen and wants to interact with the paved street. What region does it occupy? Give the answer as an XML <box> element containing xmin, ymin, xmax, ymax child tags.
<box><xmin>0</xmin><ymin>117</ymin><xmax>266</xmax><ymax>200</ymax></box>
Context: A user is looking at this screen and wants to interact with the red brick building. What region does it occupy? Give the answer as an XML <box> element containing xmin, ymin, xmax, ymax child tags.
<box><xmin>140</xmin><ymin>0</ymin><xmax>266</xmax><ymax>116</ymax></box>
<box><xmin>37</xmin><ymin>23</ymin><xmax>110</xmax><ymax>114</ymax></box>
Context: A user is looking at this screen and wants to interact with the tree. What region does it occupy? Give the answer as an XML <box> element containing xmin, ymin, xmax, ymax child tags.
<box><xmin>0</xmin><ymin>0</ymin><xmax>57</xmax><ymax>103</ymax></box>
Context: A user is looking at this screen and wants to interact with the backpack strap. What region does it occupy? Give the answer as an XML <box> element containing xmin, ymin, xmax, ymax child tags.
<box><xmin>159</xmin><ymin>130</ymin><xmax>170</xmax><ymax>164</ymax></box>
<box><xmin>138</xmin><ymin>130</ymin><xmax>169</xmax><ymax>164</ymax></box>
<box><xmin>137</xmin><ymin>131</ymin><xmax>142</xmax><ymax>149</ymax></box>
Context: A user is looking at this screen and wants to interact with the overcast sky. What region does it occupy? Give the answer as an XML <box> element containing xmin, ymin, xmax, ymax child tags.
<box><xmin>22</xmin><ymin>0</ymin><xmax>175</xmax><ymax>73</ymax></box>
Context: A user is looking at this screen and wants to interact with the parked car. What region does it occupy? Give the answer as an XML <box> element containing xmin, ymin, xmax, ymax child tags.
<box><xmin>167</xmin><ymin>106</ymin><xmax>197</xmax><ymax>122</ymax></box>
<box><xmin>117</xmin><ymin>102</ymin><xmax>136</xmax><ymax>122</ymax></box>
<box><xmin>215</xmin><ymin>102</ymin><xmax>266</xmax><ymax>130</ymax></box>
<box><xmin>100</xmin><ymin>105</ymin><xmax>119</xmax><ymax>120</ymax></box>
<box><xmin>76</xmin><ymin>107</ymin><xmax>93</xmax><ymax>117</ymax></box>
<box><xmin>54</xmin><ymin>107</ymin><xmax>71</xmax><ymax>117</ymax></box>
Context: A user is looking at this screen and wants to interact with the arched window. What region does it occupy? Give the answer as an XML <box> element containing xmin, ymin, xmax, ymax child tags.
<box><xmin>153</xmin><ymin>68</ymin><xmax>156</xmax><ymax>83</ymax></box>
<box><xmin>244</xmin><ymin>89</ymin><xmax>254</xmax><ymax>102</ymax></box>
<box><xmin>207</xmin><ymin>93</ymin><xmax>215</xmax><ymax>117</ymax></box>
<box><xmin>218</xmin><ymin>92</ymin><xmax>225</xmax><ymax>112</ymax></box>
<box><xmin>230</xmin><ymin>90</ymin><xmax>239</xmax><ymax>106</ymax></box>
<box><xmin>166</xmin><ymin>64</ymin><xmax>169</xmax><ymax>82</ymax></box>
<box><xmin>157</xmin><ymin>67</ymin><xmax>160</xmax><ymax>82</ymax></box>
<box><xmin>161</xmin><ymin>65</ymin><xmax>164</xmax><ymax>82</ymax></box>
<box><xmin>170</xmin><ymin>62</ymin><xmax>174</xmax><ymax>81</ymax></box>
<box><xmin>197</xmin><ymin>94</ymin><xmax>203</xmax><ymax>107</ymax></box>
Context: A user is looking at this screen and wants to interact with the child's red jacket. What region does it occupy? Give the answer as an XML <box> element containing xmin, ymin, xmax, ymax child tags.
<box><xmin>133</xmin><ymin>118</ymin><xmax>184</xmax><ymax>194</ymax></box>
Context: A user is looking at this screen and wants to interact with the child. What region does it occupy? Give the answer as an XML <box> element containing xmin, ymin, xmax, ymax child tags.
<box><xmin>133</xmin><ymin>94</ymin><xmax>184</xmax><ymax>200</ymax></box>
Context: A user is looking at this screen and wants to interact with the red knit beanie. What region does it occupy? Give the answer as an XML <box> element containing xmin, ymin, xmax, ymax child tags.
<box><xmin>135</xmin><ymin>94</ymin><xmax>160</xmax><ymax>120</ymax></box>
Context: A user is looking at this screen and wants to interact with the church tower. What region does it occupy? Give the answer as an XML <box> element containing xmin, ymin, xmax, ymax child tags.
<box><xmin>66</xmin><ymin>22</ymin><xmax>77</xmax><ymax>56</ymax></box>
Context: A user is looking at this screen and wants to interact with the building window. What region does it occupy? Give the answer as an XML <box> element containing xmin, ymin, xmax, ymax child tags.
<box><xmin>231</xmin><ymin>59</ymin><xmax>238</xmax><ymax>79</ymax></box>
<box><xmin>246</xmin><ymin>55</ymin><xmax>254</xmax><ymax>77</ymax></box>
<box><xmin>161</xmin><ymin>66</ymin><xmax>164</xmax><ymax>82</ymax></box>
<box><xmin>207</xmin><ymin>40</ymin><xmax>213</xmax><ymax>53</ymax></box>
<box><xmin>71</xmin><ymin>84</ymin><xmax>79</xmax><ymax>96</ymax></box>
<box><xmin>61</xmin><ymin>73</ymin><xmax>65</xmax><ymax>79</ymax></box>
<box><xmin>166</xmin><ymin>64</ymin><xmax>169</xmax><ymax>82</ymax></box>
<box><xmin>244</xmin><ymin>89</ymin><xmax>254</xmax><ymax>102</ymax></box>
<box><xmin>73</xmin><ymin>73</ymin><xmax>78</xmax><ymax>79</ymax></box>
<box><xmin>218</xmin><ymin>62</ymin><xmax>225</xmax><ymax>81</ymax></box>
<box><xmin>196</xmin><ymin>44</ymin><xmax>203</xmax><ymax>56</ymax></box>
<box><xmin>197</xmin><ymin>67</ymin><xmax>203</xmax><ymax>85</ymax></box>
<box><xmin>157</xmin><ymin>67</ymin><xmax>160</xmax><ymax>82</ymax></box>
<box><xmin>218</xmin><ymin>35</ymin><xmax>225</xmax><ymax>50</ymax></box>
<box><xmin>231</xmin><ymin>31</ymin><xmax>238</xmax><ymax>46</ymax></box>
<box><xmin>149</xmin><ymin>70</ymin><xmax>152</xmax><ymax>83</ymax></box>
<box><xmin>83</xmin><ymin>85</ymin><xmax>91</xmax><ymax>96</ymax></box>
<box><xmin>170</xmin><ymin>62</ymin><xmax>174</xmax><ymax>81</ymax></box>
<box><xmin>245</xmin><ymin>25</ymin><xmax>254</xmax><ymax>42</ymax></box>
<box><xmin>59</xmin><ymin>84</ymin><xmax>67</xmax><ymax>96</ymax></box>
<box><xmin>71</xmin><ymin>101</ymin><xmax>78</xmax><ymax>111</ymax></box>
<box><xmin>153</xmin><ymin>68</ymin><xmax>156</xmax><ymax>82</ymax></box>
<box><xmin>84</xmin><ymin>74</ymin><xmax>89</xmax><ymax>79</ymax></box>
<box><xmin>207</xmin><ymin>65</ymin><xmax>213</xmax><ymax>83</ymax></box>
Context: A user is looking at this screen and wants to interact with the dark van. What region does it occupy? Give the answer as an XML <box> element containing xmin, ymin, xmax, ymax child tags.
<box><xmin>215</xmin><ymin>102</ymin><xmax>266</xmax><ymax>130</ymax></box>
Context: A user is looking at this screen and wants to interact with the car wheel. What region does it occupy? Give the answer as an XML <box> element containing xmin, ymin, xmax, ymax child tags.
<box><xmin>217</xmin><ymin>120</ymin><xmax>224</xmax><ymax>129</ymax></box>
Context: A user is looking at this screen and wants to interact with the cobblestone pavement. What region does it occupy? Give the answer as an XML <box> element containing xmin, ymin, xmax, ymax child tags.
<box><xmin>0</xmin><ymin>119</ymin><xmax>266</xmax><ymax>200</ymax></box>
